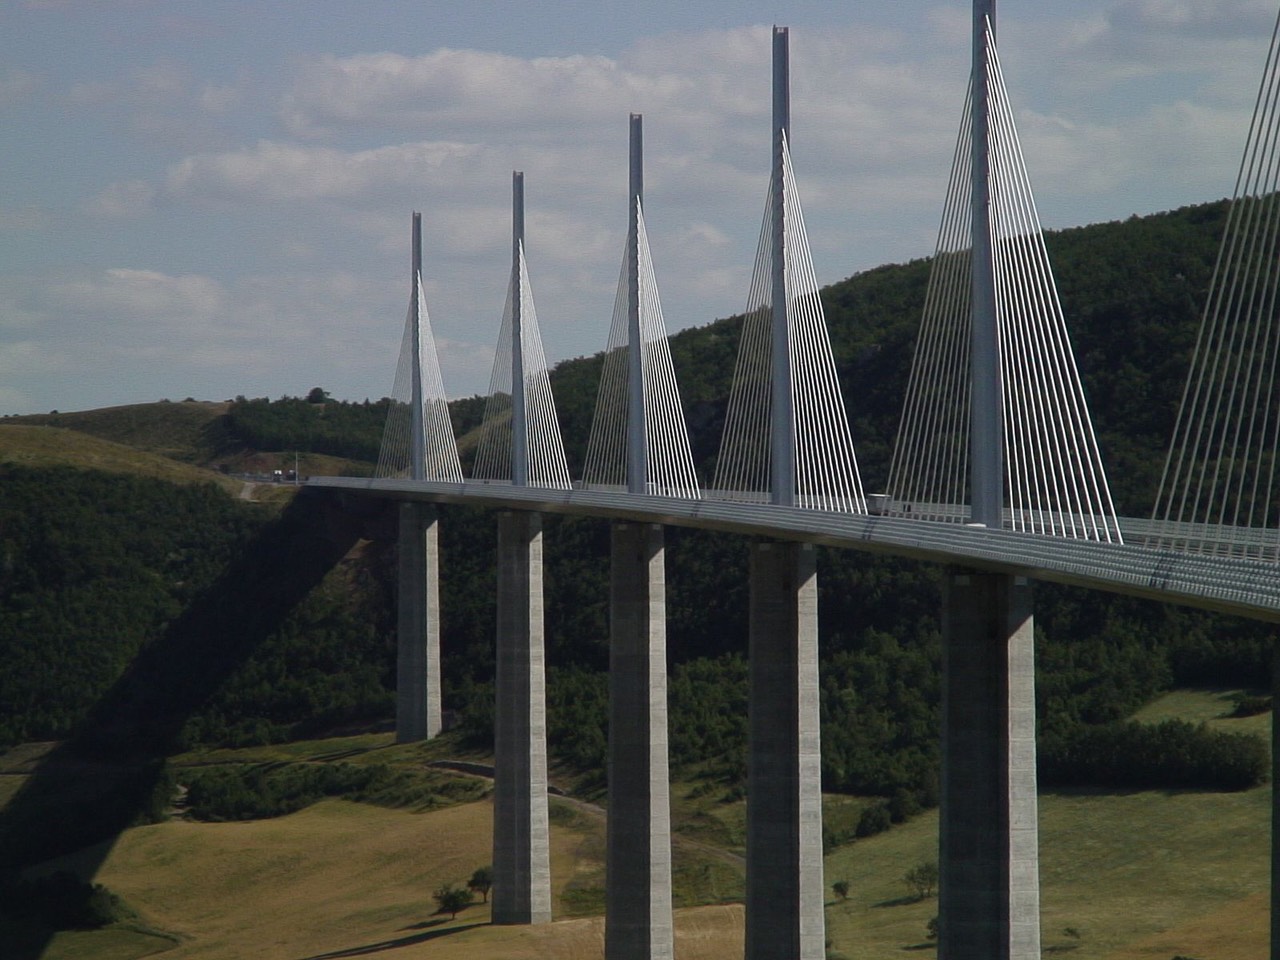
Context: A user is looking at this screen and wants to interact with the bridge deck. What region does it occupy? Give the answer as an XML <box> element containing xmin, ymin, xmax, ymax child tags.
<box><xmin>309</xmin><ymin>477</ymin><xmax>1280</xmax><ymax>622</ymax></box>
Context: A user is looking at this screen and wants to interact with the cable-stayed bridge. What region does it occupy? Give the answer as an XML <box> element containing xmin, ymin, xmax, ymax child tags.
<box><xmin>311</xmin><ymin>5</ymin><xmax>1280</xmax><ymax>960</ymax></box>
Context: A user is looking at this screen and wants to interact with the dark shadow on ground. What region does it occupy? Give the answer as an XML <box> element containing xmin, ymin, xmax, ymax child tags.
<box><xmin>0</xmin><ymin>487</ymin><xmax>391</xmax><ymax>960</ymax></box>
<box><xmin>874</xmin><ymin>895</ymin><xmax>924</xmax><ymax>908</ymax></box>
<box><xmin>399</xmin><ymin>918</ymin><xmax>448</xmax><ymax>931</ymax></box>
<box><xmin>296</xmin><ymin>920</ymin><xmax>485</xmax><ymax>959</ymax></box>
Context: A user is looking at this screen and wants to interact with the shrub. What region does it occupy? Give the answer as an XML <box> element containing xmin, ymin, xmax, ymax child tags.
<box><xmin>1039</xmin><ymin>719</ymin><xmax>1268</xmax><ymax>791</ymax></box>
<box><xmin>855</xmin><ymin>801</ymin><xmax>892</xmax><ymax>838</ymax></box>
<box><xmin>467</xmin><ymin>866</ymin><xmax>492</xmax><ymax>903</ymax></box>
<box><xmin>433</xmin><ymin>884</ymin><xmax>471</xmax><ymax>919</ymax></box>
<box><xmin>904</xmin><ymin>860</ymin><xmax>939</xmax><ymax>900</ymax></box>
<box><xmin>1229</xmin><ymin>693</ymin><xmax>1271</xmax><ymax>718</ymax></box>
<box><xmin>0</xmin><ymin>872</ymin><xmax>133</xmax><ymax>929</ymax></box>
<box><xmin>888</xmin><ymin>788</ymin><xmax>921</xmax><ymax>823</ymax></box>
<box><xmin>184</xmin><ymin>763</ymin><xmax>389</xmax><ymax>820</ymax></box>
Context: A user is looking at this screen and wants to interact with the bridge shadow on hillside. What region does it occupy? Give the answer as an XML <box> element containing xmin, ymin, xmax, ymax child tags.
<box><xmin>297</xmin><ymin>920</ymin><xmax>485</xmax><ymax>959</ymax></box>
<box><xmin>0</xmin><ymin>487</ymin><xmax>390</xmax><ymax>960</ymax></box>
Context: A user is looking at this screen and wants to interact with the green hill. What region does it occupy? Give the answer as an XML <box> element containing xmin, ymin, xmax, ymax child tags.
<box><xmin>0</xmin><ymin>199</ymin><xmax>1269</xmax><ymax>791</ymax></box>
<box><xmin>4</xmin><ymin>400</ymin><xmax>229</xmax><ymax>462</ymax></box>
<box><xmin>0</xmin><ymin>423</ymin><xmax>241</xmax><ymax>493</ymax></box>
<box><xmin>0</xmin><ymin>199</ymin><xmax>1269</xmax><ymax>957</ymax></box>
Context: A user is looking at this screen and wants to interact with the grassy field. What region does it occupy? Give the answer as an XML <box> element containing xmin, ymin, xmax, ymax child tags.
<box><xmin>0</xmin><ymin>425</ymin><xmax>242</xmax><ymax>495</ymax></box>
<box><xmin>22</xmin><ymin>795</ymin><xmax>745</xmax><ymax>960</ymax></box>
<box><xmin>0</xmin><ymin>400</ymin><xmax>370</xmax><ymax>482</ymax></box>
<box><xmin>3</xmin><ymin>695</ymin><xmax>1271</xmax><ymax>959</ymax></box>
<box><xmin>825</xmin><ymin>689</ymin><xmax>1272</xmax><ymax>960</ymax></box>
<box><xmin>3</xmin><ymin>401</ymin><xmax>227</xmax><ymax>462</ymax></box>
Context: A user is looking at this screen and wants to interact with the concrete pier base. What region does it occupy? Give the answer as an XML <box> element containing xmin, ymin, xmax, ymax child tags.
<box><xmin>606</xmin><ymin>522</ymin><xmax>674</xmax><ymax>960</ymax></box>
<box><xmin>746</xmin><ymin>540</ymin><xmax>825</xmax><ymax>960</ymax></box>
<box><xmin>396</xmin><ymin>502</ymin><xmax>441</xmax><ymax>743</ymax></box>
<box><xmin>492</xmin><ymin>511</ymin><xmax>552</xmax><ymax>925</ymax></box>
<box><xmin>939</xmin><ymin>570</ymin><xmax>1041</xmax><ymax>960</ymax></box>
<box><xmin>1272</xmin><ymin>643</ymin><xmax>1279</xmax><ymax>960</ymax></box>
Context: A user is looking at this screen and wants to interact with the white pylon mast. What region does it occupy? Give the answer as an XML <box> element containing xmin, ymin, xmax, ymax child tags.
<box><xmin>410</xmin><ymin>212</ymin><xmax>426</xmax><ymax>482</ymax></box>
<box><xmin>770</xmin><ymin>26</ymin><xmax>796</xmax><ymax>507</ymax></box>
<box><xmin>627</xmin><ymin>115</ymin><xmax>648</xmax><ymax>495</ymax></box>
<box><xmin>970</xmin><ymin>0</ymin><xmax>1002</xmax><ymax>527</ymax></box>
<box><xmin>511</xmin><ymin>172</ymin><xmax>529</xmax><ymax>487</ymax></box>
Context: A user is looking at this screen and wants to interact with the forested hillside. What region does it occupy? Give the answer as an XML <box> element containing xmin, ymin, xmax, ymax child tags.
<box><xmin>0</xmin><ymin>198</ymin><xmax>1271</xmax><ymax>817</ymax></box>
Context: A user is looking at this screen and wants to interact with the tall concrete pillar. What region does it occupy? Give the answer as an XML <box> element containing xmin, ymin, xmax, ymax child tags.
<box><xmin>606</xmin><ymin>522</ymin><xmax>674</xmax><ymax>960</ymax></box>
<box><xmin>396</xmin><ymin>501</ymin><xmax>441</xmax><ymax>742</ymax></box>
<box><xmin>746</xmin><ymin>540</ymin><xmax>825</xmax><ymax>960</ymax></box>
<box><xmin>1271</xmin><ymin>642</ymin><xmax>1279</xmax><ymax>960</ymax></box>
<box><xmin>492</xmin><ymin>511</ymin><xmax>552</xmax><ymax>925</ymax></box>
<box><xmin>604</xmin><ymin>527</ymin><xmax>675</xmax><ymax>960</ymax></box>
<box><xmin>939</xmin><ymin>570</ymin><xmax>1041</xmax><ymax>960</ymax></box>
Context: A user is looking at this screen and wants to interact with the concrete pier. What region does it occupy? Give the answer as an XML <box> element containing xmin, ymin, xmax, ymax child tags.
<box><xmin>396</xmin><ymin>501</ymin><xmax>441</xmax><ymax>742</ymax></box>
<box><xmin>1272</xmin><ymin>643</ymin><xmax>1279</xmax><ymax>960</ymax></box>
<box><xmin>606</xmin><ymin>522</ymin><xmax>674</xmax><ymax>960</ymax></box>
<box><xmin>939</xmin><ymin>570</ymin><xmax>1041</xmax><ymax>960</ymax></box>
<box><xmin>746</xmin><ymin>540</ymin><xmax>825</xmax><ymax>960</ymax></box>
<box><xmin>492</xmin><ymin>511</ymin><xmax>553</xmax><ymax>925</ymax></box>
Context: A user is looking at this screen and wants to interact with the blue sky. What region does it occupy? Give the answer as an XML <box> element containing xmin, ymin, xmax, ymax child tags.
<box><xmin>1</xmin><ymin>0</ymin><xmax>1276</xmax><ymax>414</ymax></box>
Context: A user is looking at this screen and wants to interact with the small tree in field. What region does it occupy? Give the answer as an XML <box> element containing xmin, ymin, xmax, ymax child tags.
<box><xmin>832</xmin><ymin>879</ymin><xmax>850</xmax><ymax>901</ymax></box>
<box><xmin>468</xmin><ymin>866</ymin><xmax>493</xmax><ymax>903</ymax></box>
<box><xmin>433</xmin><ymin>884</ymin><xmax>471</xmax><ymax>919</ymax></box>
<box><xmin>904</xmin><ymin>860</ymin><xmax>939</xmax><ymax>901</ymax></box>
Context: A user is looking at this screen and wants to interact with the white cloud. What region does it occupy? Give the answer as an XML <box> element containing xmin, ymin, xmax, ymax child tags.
<box><xmin>0</xmin><ymin>264</ymin><xmax>415</xmax><ymax>411</ymax></box>
<box><xmin>199</xmin><ymin>82</ymin><xmax>241</xmax><ymax>114</ymax></box>
<box><xmin>132</xmin><ymin>61</ymin><xmax>188</xmax><ymax>101</ymax></box>
<box><xmin>87</xmin><ymin>179</ymin><xmax>156</xmax><ymax>218</ymax></box>
<box><xmin>51</xmin><ymin>268</ymin><xmax>226</xmax><ymax>323</ymax></box>
<box><xmin>1107</xmin><ymin>0</ymin><xmax>1275</xmax><ymax>38</ymax></box>
<box><xmin>279</xmin><ymin>47</ymin><xmax>670</xmax><ymax>139</ymax></box>
<box><xmin>8</xmin><ymin>4</ymin><xmax>1279</xmax><ymax>414</ymax></box>
<box><xmin>165</xmin><ymin>139</ymin><xmax>484</xmax><ymax>203</ymax></box>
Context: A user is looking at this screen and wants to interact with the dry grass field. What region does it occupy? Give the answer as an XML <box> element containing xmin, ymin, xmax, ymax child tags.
<box><xmin>4</xmin><ymin>690</ymin><xmax>1271</xmax><ymax>960</ymax></box>
<box><xmin>27</xmin><ymin>797</ymin><xmax>745</xmax><ymax>960</ymax></box>
<box><xmin>0</xmin><ymin>425</ymin><xmax>242</xmax><ymax>495</ymax></box>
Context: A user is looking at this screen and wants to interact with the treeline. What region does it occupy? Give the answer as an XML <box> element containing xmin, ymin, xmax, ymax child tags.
<box><xmin>1041</xmin><ymin>719</ymin><xmax>1268</xmax><ymax>791</ymax></box>
<box><xmin>214</xmin><ymin>392</ymin><xmax>493</xmax><ymax>466</ymax></box>
<box><xmin>181</xmin><ymin>762</ymin><xmax>486</xmax><ymax>821</ymax></box>
<box><xmin>217</xmin><ymin>395</ymin><xmax>393</xmax><ymax>462</ymax></box>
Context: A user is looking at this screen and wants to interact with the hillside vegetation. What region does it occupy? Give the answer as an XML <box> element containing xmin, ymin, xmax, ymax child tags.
<box><xmin>0</xmin><ymin>424</ymin><xmax>242</xmax><ymax>494</ymax></box>
<box><xmin>5</xmin><ymin>400</ymin><xmax>228</xmax><ymax>462</ymax></box>
<box><xmin>0</xmin><ymin>198</ymin><xmax>1274</xmax><ymax>957</ymax></box>
<box><xmin>0</xmin><ymin>199</ymin><xmax>1270</xmax><ymax>794</ymax></box>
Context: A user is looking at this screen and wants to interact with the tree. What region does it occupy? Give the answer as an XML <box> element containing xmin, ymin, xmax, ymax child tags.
<box><xmin>904</xmin><ymin>860</ymin><xmax>939</xmax><ymax>901</ymax></box>
<box><xmin>832</xmin><ymin>879</ymin><xmax>850</xmax><ymax>901</ymax></box>
<box><xmin>433</xmin><ymin>884</ymin><xmax>471</xmax><ymax>919</ymax></box>
<box><xmin>306</xmin><ymin>387</ymin><xmax>329</xmax><ymax>404</ymax></box>
<box><xmin>467</xmin><ymin>865</ymin><xmax>493</xmax><ymax>903</ymax></box>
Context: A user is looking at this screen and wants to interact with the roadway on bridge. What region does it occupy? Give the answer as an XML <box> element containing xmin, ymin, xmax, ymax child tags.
<box><xmin>310</xmin><ymin>477</ymin><xmax>1280</xmax><ymax>623</ymax></box>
